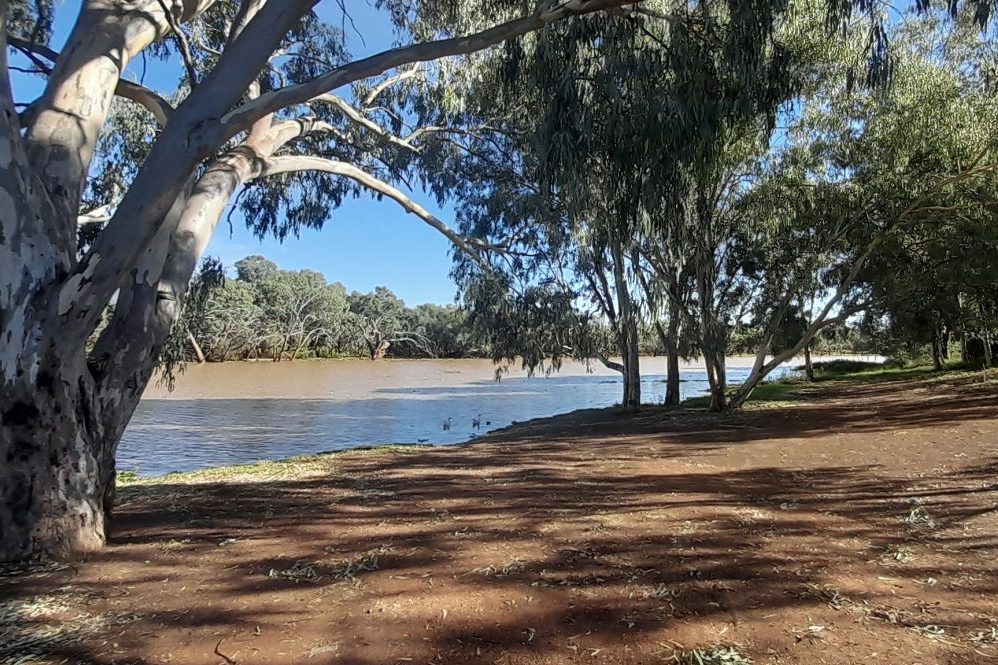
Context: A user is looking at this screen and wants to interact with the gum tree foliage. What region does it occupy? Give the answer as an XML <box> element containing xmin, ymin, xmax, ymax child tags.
<box><xmin>722</xmin><ymin>11</ymin><xmax>998</xmax><ymax>405</ymax></box>
<box><xmin>348</xmin><ymin>286</ymin><xmax>436</xmax><ymax>359</ymax></box>
<box><xmin>401</xmin><ymin>303</ymin><xmax>477</xmax><ymax>358</ymax></box>
<box><xmin>437</xmin><ymin>0</ymin><xmax>829</xmax><ymax>409</ymax></box>
<box><xmin>190</xmin><ymin>278</ymin><xmax>269</xmax><ymax>361</ymax></box>
<box><xmin>0</xmin><ymin>0</ymin><xmax>643</xmax><ymax>560</ymax></box>
<box><xmin>251</xmin><ymin>265</ymin><xmax>351</xmax><ymax>361</ymax></box>
<box><xmin>437</xmin><ymin>0</ymin><xmax>997</xmax><ymax>411</ymax></box>
<box><xmin>159</xmin><ymin>256</ymin><xmax>225</xmax><ymax>374</ymax></box>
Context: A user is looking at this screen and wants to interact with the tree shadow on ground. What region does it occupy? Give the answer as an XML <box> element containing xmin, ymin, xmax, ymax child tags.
<box><xmin>2</xmin><ymin>373</ymin><xmax>997</xmax><ymax>664</ymax></box>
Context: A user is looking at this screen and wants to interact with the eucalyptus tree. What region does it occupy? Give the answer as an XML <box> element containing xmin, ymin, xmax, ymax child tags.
<box><xmin>853</xmin><ymin>14</ymin><xmax>998</xmax><ymax>370</ymax></box>
<box><xmin>418</xmin><ymin>84</ymin><xmax>638</xmax><ymax>396</ymax></box>
<box><xmin>161</xmin><ymin>257</ymin><xmax>224</xmax><ymax>367</ymax></box>
<box><xmin>256</xmin><ymin>269</ymin><xmax>349</xmax><ymax>361</ymax></box>
<box><xmin>348</xmin><ymin>286</ymin><xmax>435</xmax><ymax>359</ymax></box>
<box><xmin>446</xmin><ymin>117</ymin><xmax>647</xmax><ymax>406</ymax></box>
<box><xmin>234</xmin><ymin>255</ymin><xmax>280</xmax><ymax>284</ymax></box>
<box><xmin>403</xmin><ymin>303</ymin><xmax>476</xmax><ymax>358</ymax></box>
<box><xmin>0</xmin><ymin>0</ymin><xmax>643</xmax><ymax>560</ymax></box>
<box><xmin>442</xmin><ymin>0</ymin><xmax>813</xmax><ymax>409</ymax></box>
<box><xmin>193</xmin><ymin>279</ymin><xmax>269</xmax><ymax>361</ymax></box>
<box><xmin>633</xmin><ymin>252</ymin><xmax>690</xmax><ymax>405</ymax></box>
<box><xmin>724</xmin><ymin>15</ymin><xmax>998</xmax><ymax>407</ymax></box>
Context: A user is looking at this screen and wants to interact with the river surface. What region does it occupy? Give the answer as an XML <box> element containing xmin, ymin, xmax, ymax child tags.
<box><xmin>119</xmin><ymin>356</ymin><xmax>860</xmax><ymax>476</ymax></box>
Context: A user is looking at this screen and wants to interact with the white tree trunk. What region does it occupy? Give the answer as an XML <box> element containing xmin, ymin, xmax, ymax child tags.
<box><xmin>610</xmin><ymin>237</ymin><xmax>640</xmax><ymax>409</ymax></box>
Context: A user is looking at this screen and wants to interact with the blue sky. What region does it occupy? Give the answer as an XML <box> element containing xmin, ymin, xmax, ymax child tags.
<box><xmin>209</xmin><ymin>3</ymin><xmax>463</xmax><ymax>305</ymax></box>
<box><xmin>12</xmin><ymin>2</ymin><xmax>464</xmax><ymax>305</ymax></box>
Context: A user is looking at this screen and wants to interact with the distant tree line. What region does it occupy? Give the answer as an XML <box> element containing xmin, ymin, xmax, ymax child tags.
<box><xmin>170</xmin><ymin>255</ymin><xmax>477</xmax><ymax>362</ymax></box>
<box><xmin>169</xmin><ymin>254</ymin><xmax>874</xmax><ymax>365</ymax></box>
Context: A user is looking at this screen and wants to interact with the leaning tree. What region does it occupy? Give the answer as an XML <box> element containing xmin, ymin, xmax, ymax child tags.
<box><xmin>0</xmin><ymin>0</ymin><xmax>644</xmax><ymax>561</ymax></box>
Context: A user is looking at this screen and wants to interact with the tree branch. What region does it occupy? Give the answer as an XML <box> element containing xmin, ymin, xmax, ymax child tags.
<box><xmin>56</xmin><ymin>0</ymin><xmax>315</xmax><ymax>341</ymax></box>
<box><xmin>78</xmin><ymin>204</ymin><xmax>114</xmax><ymax>226</ymax></box>
<box><xmin>58</xmin><ymin>0</ymin><xmax>637</xmax><ymax>342</ymax></box>
<box><xmin>21</xmin><ymin>0</ymin><xmax>215</xmax><ymax>233</ymax></box>
<box><xmin>312</xmin><ymin>93</ymin><xmax>422</xmax><ymax>152</ymax></box>
<box><xmin>8</xmin><ymin>33</ymin><xmax>175</xmax><ymax>126</ymax></box>
<box><xmin>219</xmin><ymin>0</ymin><xmax>641</xmax><ymax>135</ymax></box>
<box><xmin>115</xmin><ymin>80</ymin><xmax>174</xmax><ymax>125</ymax></box>
<box><xmin>228</xmin><ymin>0</ymin><xmax>268</xmax><ymax>46</ymax></box>
<box><xmin>596</xmin><ymin>352</ymin><xmax>625</xmax><ymax>374</ymax></box>
<box><xmin>258</xmin><ymin>155</ymin><xmax>490</xmax><ymax>269</ymax></box>
<box><xmin>155</xmin><ymin>0</ymin><xmax>199</xmax><ymax>88</ymax></box>
<box><xmin>361</xmin><ymin>65</ymin><xmax>421</xmax><ymax>106</ymax></box>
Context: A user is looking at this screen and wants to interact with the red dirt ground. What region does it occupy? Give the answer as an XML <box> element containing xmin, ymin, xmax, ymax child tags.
<box><xmin>3</xmin><ymin>372</ymin><xmax>997</xmax><ymax>665</ymax></box>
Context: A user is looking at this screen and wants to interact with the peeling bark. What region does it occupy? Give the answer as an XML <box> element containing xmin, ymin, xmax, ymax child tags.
<box><xmin>24</xmin><ymin>0</ymin><xmax>215</xmax><ymax>241</ymax></box>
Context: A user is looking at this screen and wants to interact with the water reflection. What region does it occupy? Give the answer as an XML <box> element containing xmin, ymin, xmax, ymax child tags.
<box><xmin>119</xmin><ymin>362</ymin><xmax>795</xmax><ymax>476</ymax></box>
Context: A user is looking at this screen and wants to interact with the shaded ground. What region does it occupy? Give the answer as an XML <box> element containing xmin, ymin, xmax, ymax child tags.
<box><xmin>3</xmin><ymin>371</ymin><xmax>997</xmax><ymax>664</ymax></box>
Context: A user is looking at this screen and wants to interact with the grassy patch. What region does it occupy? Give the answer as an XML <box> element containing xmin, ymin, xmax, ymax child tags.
<box><xmin>116</xmin><ymin>470</ymin><xmax>140</xmax><ymax>484</ymax></box>
<box><xmin>682</xmin><ymin>357</ymin><xmax>995</xmax><ymax>410</ymax></box>
<box><xmin>679</xmin><ymin>395</ymin><xmax>713</xmax><ymax>409</ymax></box>
<box><xmin>120</xmin><ymin>444</ymin><xmax>428</xmax><ymax>486</ymax></box>
<box><xmin>681</xmin><ymin>377</ymin><xmax>804</xmax><ymax>409</ymax></box>
<box><xmin>809</xmin><ymin>359</ymin><xmax>937</xmax><ymax>382</ymax></box>
<box><xmin>809</xmin><ymin>358</ymin><xmax>998</xmax><ymax>384</ymax></box>
<box><xmin>744</xmin><ymin>380</ymin><xmax>801</xmax><ymax>402</ymax></box>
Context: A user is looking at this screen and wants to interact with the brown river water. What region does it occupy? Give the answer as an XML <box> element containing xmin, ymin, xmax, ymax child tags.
<box><xmin>121</xmin><ymin>356</ymin><xmax>869</xmax><ymax>476</ymax></box>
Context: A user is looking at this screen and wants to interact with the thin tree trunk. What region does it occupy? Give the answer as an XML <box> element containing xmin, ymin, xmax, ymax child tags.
<box><xmin>705</xmin><ymin>351</ymin><xmax>727</xmax><ymax>412</ymax></box>
<box><xmin>610</xmin><ymin>236</ymin><xmax>640</xmax><ymax>409</ymax></box>
<box><xmin>655</xmin><ymin>306</ymin><xmax>680</xmax><ymax>406</ymax></box>
<box><xmin>664</xmin><ymin>284</ymin><xmax>684</xmax><ymax>406</ymax></box>
<box><xmin>931</xmin><ymin>325</ymin><xmax>944</xmax><ymax>371</ymax></box>
<box><xmin>649</xmin><ymin>313</ymin><xmax>681</xmax><ymax>406</ymax></box>
<box><xmin>984</xmin><ymin>329</ymin><xmax>993</xmax><ymax>369</ymax></box>
<box><xmin>618</xmin><ymin>316</ymin><xmax>641</xmax><ymax>409</ymax></box>
<box><xmin>623</xmin><ymin>338</ymin><xmax>641</xmax><ymax>409</ymax></box>
<box><xmin>370</xmin><ymin>336</ymin><xmax>390</xmax><ymax>360</ymax></box>
<box><xmin>189</xmin><ymin>332</ymin><xmax>206</xmax><ymax>363</ymax></box>
<box><xmin>803</xmin><ymin>342</ymin><xmax>815</xmax><ymax>382</ymax></box>
<box><xmin>665</xmin><ymin>344</ymin><xmax>680</xmax><ymax>406</ymax></box>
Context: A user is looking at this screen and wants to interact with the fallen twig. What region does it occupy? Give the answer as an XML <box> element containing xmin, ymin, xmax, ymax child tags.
<box><xmin>215</xmin><ymin>638</ymin><xmax>238</xmax><ymax>664</ymax></box>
